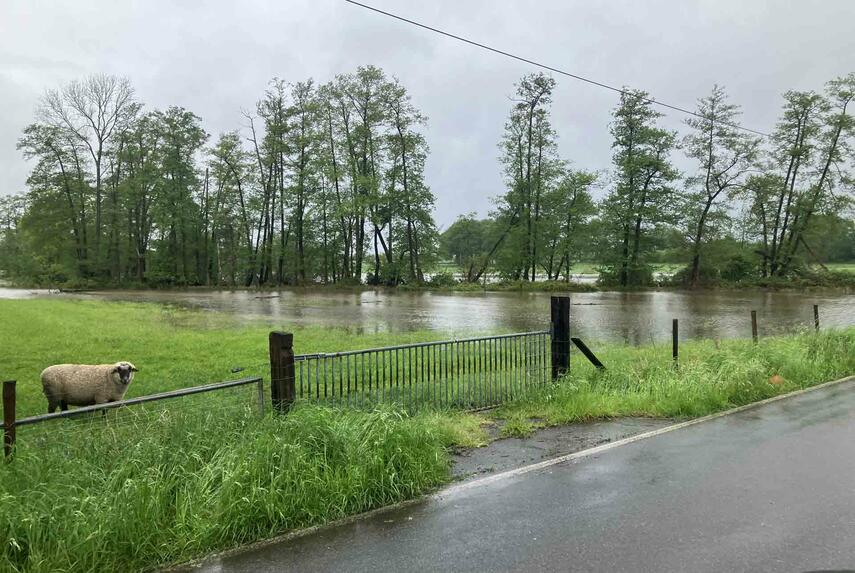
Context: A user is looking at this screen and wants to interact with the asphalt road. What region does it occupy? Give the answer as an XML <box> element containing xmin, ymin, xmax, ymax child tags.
<box><xmin>187</xmin><ymin>378</ymin><xmax>855</xmax><ymax>573</ymax></box>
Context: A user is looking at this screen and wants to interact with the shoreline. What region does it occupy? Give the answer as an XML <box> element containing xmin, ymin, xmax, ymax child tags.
<box><xmin>2</xmin><ymin>280</ymin><xmax>853</xmax><ymax>296</ymax></box>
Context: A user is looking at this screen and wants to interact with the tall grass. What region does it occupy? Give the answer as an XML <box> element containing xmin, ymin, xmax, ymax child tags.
<box><xmin>0</xmin><ymin>403</ymin><xmax>462</xmax><ymax>573</ymax></box>
<box><xmin>496</xmin><ymin>328</ymin><xmax>855</xmax><ymax>436</ymax></box>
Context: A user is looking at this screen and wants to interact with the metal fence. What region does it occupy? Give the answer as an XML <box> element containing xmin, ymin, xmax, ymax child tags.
<box><xmin>292</xmin><ymin>330</ymin><xmax>552</xmax><ymax>410</ymax></box>
<box><xmin>2</xmin><ymin>376</ymin><xmax>264</xmax><ymax>457</ymax></box>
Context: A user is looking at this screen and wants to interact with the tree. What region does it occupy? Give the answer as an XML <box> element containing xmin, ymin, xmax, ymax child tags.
<box><xmin>682</xmin><ymin>85</ymin><xmax>759</xmax><ymax>287</ymax></box>
<box><xmin>600</xmin><ymin>90</ymin><xmax>679</xmax><ymax>286</ymax></box>
<box><xmin>742</xmin><ymin>73</ymin><xmax>854</xmax><ymax>276</ymax></box>
<box><xmin>440</xmin><ymin>214</ymin><xmax>495</xmax><ymax>282</ymax></box>
<box><xmin>539</xmin><ymin>170</ymin><xmax>598</xmax><ymax>280</ymax></box>
<box><xmin>485</xmin><ymin>73</ymin><xmax>559</xmax><ymax>282</ymax></box>
<box><xmin>39</xmin><ymin>75</ymin><xmax>140</xmax><ymax>273</ymax></box>
<box><xmin>384</xmin><ymin>78</ymin><xmax>437</xmax><ymax>283</ymax></box>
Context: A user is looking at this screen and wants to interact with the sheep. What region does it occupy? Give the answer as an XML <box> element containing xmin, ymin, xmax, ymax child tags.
<box><xmin>41</xmin><ymin>361</ymin><xmax>138</xmax><ymax>413</ymax></box>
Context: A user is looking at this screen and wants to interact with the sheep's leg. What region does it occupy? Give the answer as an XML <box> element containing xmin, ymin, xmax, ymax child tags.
<box><xmin>60</xmin><ymin>400</ymin><xmax>68</xmax><ymax>412</ymax></box>
<box><xmin>47</xmin><ymin>400</ymin><xmax>57</xmax><ymax>414</ymax></box>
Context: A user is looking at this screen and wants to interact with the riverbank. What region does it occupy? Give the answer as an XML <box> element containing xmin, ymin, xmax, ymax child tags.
<box><xmin>1</xmin><ymin>299</ymin><xmax>853</xmax><ymax>572</ymax></box>
<box><xmin>3</xmin><ymin>261</ymin><xmax>854</xmax><ymax>294</ymax></box>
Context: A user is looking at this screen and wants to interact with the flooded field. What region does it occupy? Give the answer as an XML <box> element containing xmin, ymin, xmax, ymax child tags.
<box><xmin>2</xmin><ymin>287</ymin><xmax>852</xmax><ymax>344</ymax></box>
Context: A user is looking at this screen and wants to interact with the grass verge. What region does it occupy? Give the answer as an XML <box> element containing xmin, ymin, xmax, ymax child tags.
<box><xmin>495</xmin><ymin>328</ymin><xmax>855</xmax><ymax>436</ymax></box>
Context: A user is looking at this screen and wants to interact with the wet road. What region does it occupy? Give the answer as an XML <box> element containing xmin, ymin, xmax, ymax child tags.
<box><xmin>185</xmin><ymin>377</ymin><xmax>855</xmax><ymax>573</ymax></box>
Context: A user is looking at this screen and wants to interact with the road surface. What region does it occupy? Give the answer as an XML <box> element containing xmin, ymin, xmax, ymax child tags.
<box><xmin>186</xmin><ymin>377</ymin><xmax>855</xmax><ymax>572</ymax></box>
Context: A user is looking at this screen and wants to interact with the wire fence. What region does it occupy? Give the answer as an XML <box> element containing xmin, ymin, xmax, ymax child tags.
<box><xmin>2</xmin><ymin>377</ymin><xmax>264</xmax><ymax>456</ymax></box>
<box><xmin>292</xmin><ymin>330</ymin><xmax>552</xmax><ymax>410</ymax></box>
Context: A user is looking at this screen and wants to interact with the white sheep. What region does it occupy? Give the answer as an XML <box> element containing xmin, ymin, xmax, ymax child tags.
<box><xmin>41</xmin><ymin>361</ymin><xmax>138</xmax><ymax>413</ymax></box>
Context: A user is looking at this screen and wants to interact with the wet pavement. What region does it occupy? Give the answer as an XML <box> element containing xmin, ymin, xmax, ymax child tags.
<box><xmin>180</xmin><ymin>377</ymin><xmax>855</xmax><ymax>572</ymax></box>
<box><xmin>451</xmin><ymin>417</ymin><xmax>670</xmax><ymax>481</ymax></box>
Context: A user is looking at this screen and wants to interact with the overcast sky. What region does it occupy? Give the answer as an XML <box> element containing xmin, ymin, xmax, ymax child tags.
<box><xmin>1</xmin><ymin>0</ymin><xmax>853</xmax><ymax>227</ymax></box>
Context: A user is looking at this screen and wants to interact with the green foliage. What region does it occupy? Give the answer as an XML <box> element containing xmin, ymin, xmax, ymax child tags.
<box><xmin>497</xmin><ymin>328</ymin><xmax>855</xmax><ymax>424</ymax></box>
<box><xmin>598</xmin><ymin>90</ymin><xmax>679</xmax><ymax>286</ymax></box>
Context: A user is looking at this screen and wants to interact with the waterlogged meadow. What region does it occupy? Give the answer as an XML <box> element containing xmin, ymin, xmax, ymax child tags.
<box><xmin>0</xmin><ymin>298</ymin><xmax>852</xmax><ymax>572</ymax></box>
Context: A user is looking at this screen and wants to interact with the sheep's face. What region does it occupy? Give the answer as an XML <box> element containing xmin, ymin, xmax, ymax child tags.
<box><xmin>112</xmin><ymin>362</ymin><xmax>138</xmax><ymax>385</ymax></box>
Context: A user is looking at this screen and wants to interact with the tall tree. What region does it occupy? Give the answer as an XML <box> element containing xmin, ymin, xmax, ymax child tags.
<box><xmin>601</xmin><ymin>90</ymin><xmax>678</xmax><ymax>286</ymax></box>
<box><xmin>683</xmin><ymin>85</ymin><xmax>759</xmax><ymax>287</ymax></box>
<box><xmin>39</xmin><ymin>75</ymin><xmax>139</xmax><ymax>273</ymax></box>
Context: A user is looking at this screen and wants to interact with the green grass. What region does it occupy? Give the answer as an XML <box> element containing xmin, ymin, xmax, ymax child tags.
<box><xmin>495</xmin><ymin>328</ymin><xmax>855</xmax><ymax>436</ymax></box>
<box><xmin>819</xmin><ymin>262</ymin><xmax>855</xmax><ymax>274</ymax></box>
<box><xmin>0</xmin><ymin>299</ymin><xmax>457</xmax><ymax>418</ymax></box>
<box><xmin>0</xmin><ymin>404</ymin><xmax>464</xmax><ymax>573</ymax></box>
<box><xmin>1</xmin><ymin>299</ymin><xmax>852</xmax><ymax>572</ymax></box>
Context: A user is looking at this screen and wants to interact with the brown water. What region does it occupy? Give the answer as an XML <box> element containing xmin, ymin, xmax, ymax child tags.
<box><xmin>3</xmin><ymin>287</ymin><xmax>852</xmax><ymax>344</ymax></box>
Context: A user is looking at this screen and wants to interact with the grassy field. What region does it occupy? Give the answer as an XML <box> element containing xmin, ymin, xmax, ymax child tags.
<box><xmin>1</xmin><ymin>298</ymin><xmax>853</xmax><ymax>572</ymax></box>
<box><xmin>819</xmin><ymin>262</ymin><xmax>855</xmax><ymax>274</ymax></box>
<box><xmin>0</xmin><ymin>299</ymin><xmax>458</xmax><ymax>418</ymax></box>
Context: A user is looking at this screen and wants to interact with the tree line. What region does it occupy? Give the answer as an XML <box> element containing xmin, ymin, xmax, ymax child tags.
<box><xmin>1</xmin><ymin>68</ymin><xmax>852</xmax><ymax>288</ymax></box>
<box><xmin>442</xmin><ymin>72</ymin><xmax>854</xmax><ymax>287</ymax></box>
<box><xmin>1</xmin><ymin>66</ymin><xmax>436</xmax><ymax>287</ymax></box>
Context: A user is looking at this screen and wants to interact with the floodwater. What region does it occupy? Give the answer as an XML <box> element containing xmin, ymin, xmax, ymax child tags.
<box><xmin>2</xmin><ymin>286</ymin><xmax>852</xmax><ymax>344</ymax></box>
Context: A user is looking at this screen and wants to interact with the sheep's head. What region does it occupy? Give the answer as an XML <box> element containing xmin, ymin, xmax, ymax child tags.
<box><xmin>112</xmin><ymin>361</ymin><xmax>138</xmax><ymax>385</ymax></box>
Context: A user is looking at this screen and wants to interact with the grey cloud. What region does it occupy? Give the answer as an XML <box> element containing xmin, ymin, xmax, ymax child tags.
<box><xmin>1</xmin><ymin>0</ymin><xmax>853</xmax><ymax>227</ymax></box>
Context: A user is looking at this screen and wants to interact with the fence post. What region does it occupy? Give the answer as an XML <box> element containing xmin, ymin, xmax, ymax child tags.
<box><xmin>269</xmin><ymin>332</ymin><xmax>296</xmax><ymax>413</ymax></box>
<box><xmin>751</xmin><ymin>310</ymin><xmax>758</xmax><ymax>344</ymax></box>
<box><xmin>813</xmin><ymin>304</ymin><xmax>820</xmax><ymax>332</ymax></box>
<box><xmin>672</xmin><ymin>319</ymin><xmax>679</xmax><ymax>368</ymax></box>
<box><xmin>3</xmin><ymin>381</ymin><xmax>16</xmax><ymax>458</ymax></box>
<box><xmin>550</xmin><ymin>296</ymin><xmax>571</xmax><ymax>380</ymax></box>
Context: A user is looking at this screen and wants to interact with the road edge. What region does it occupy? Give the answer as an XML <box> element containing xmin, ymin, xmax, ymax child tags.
<box><xmin>167</xmin><ymin>373</ymin><xmax>855</xmax><ymax>571</ymax></box>
<box><xmin>439</xmin><ymin>374</ymin><xmax>855</xmax><ymax>498</ymax></box>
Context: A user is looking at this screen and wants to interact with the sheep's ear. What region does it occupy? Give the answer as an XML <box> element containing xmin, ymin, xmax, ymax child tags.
<box><xmin>130</xmin><ymin>365</ymin><xmax>138</xmax><ymax>372</ymax></box>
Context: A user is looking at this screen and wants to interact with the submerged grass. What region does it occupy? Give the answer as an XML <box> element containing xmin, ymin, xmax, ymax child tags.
<box><xmin>495</xmin><ymin>328</ymin><xmax>855</xmax><ymax>435</ymax></box>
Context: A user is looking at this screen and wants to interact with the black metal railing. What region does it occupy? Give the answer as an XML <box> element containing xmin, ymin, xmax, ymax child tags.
<box><xmin>292</xmin><ymin>331</ymin><xmax>551</xmax><ymax>410</ymax></box>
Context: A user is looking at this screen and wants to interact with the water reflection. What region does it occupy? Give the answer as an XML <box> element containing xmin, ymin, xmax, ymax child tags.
<box><xmin>1</xmin><ymin>287</ymin><xmax>852</xmax><ymax>344</ymax></box>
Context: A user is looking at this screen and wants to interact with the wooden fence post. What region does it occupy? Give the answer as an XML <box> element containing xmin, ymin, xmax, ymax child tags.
<box><xmin>3</xmin><ymin>381</ymin><xmax>16</xmax><ymax>458</ymax></box>
<box><xmin>269</xmin><ymin>332</ymin><xmax>296</xmax><ymax>413</ymax></box>
<box><xmin>813</xmin><ymin>304</ymin><xmax>820</xmax><ymax>332</ymax></box>
<box><xmin>672</xmin><ymin>319</ymin><xmax>679</xmax><ymax>368</ymax></box>
<box><xmin>571</xmin><ymin>338</ymin><xmax>606</xmax><ymax>370</ymax></box>
<box><xmin>751</xmin><ymin>310</ymin><xmax>758</xmax><ymax>344</ymax></box>
<box><xmin>550</xmin><ymin>296</ymin><xmax>571</xmax><ymax>380</ymax></box>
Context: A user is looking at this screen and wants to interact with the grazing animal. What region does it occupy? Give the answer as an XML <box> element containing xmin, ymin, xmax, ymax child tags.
<box><xmin>41</xmin><ymin>362</ymin><xmax>138</xmax><ymax>413</ymax></box>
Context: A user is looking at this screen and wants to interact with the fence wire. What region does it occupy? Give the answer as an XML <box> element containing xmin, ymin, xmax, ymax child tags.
<box><xmin>293</xmin><ymin>331</ymin><xmax>551</xmax><ymax>410</ymax></box>
<box><xmin>9</xmin><ymin>379</ymin><xmax>264</xmax><ymax>456</ymax></box>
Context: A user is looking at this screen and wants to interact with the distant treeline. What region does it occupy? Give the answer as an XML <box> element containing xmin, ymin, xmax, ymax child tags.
<box><xmin>0</xmin><ymin>68</ymin><xmax>852</xmax><ymax>288</ymax></box>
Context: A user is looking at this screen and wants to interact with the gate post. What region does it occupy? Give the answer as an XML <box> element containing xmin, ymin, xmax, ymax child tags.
<box><xmin>269</xmin><ymin>332</ymin><xmax>296</xmax><ymax>413</ymax></box>
<box><xmin>550</xmin><ymin>296</ymin><xmax>570</xmax><ymax>380</ymax></box>
<box><xmin>3</xmin><ymin>380</ymin><xmax>16</xmax><ymax>458</ymax></box>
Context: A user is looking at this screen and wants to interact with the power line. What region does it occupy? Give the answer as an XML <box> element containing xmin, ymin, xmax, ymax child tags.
<box><xmin>344</xmin><ymin>0</ymin><xmax>772</xmax><ymax>138</ymax></box>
